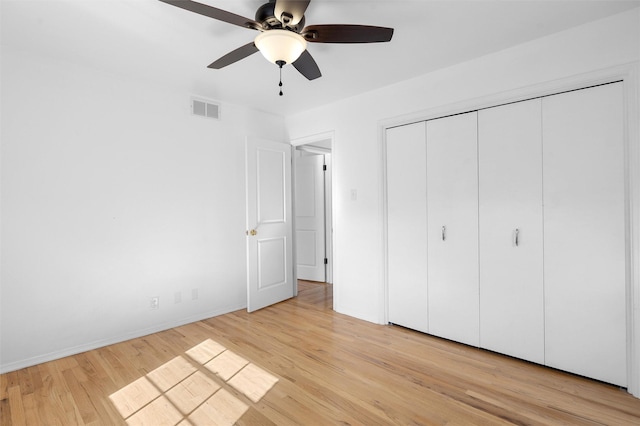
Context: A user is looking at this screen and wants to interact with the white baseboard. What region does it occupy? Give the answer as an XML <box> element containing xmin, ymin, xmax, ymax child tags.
<box><xmin>0</xmin><ymin>303</ymin><xmax>247</xmax><ymax>374</ymax></box>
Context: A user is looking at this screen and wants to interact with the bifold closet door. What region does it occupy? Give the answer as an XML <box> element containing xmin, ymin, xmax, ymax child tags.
<box><xmin>386</xmin><ymin>122</ymin><xmax>428</xmax><ymax>332</ymax></box>
<box><xmin>478</xmin><ymin>99</ymin><xmax>544</xmax><ymax>364</ymax></box>
<box><xmin>427</xmin><ymin>112</ymin><xmax>479</xmax><ymax>347</ymax></box>
<box><xmin>543</xmin><ymin>82</ymin><xmax>626</xmax><ymax>387</ymax></box>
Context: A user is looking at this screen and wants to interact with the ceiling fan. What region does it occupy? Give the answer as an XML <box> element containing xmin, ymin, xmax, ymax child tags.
<box><xmin>159</xmin><ymin>0</ymin><xmax>394</xmax><ymax>94</ymax></box>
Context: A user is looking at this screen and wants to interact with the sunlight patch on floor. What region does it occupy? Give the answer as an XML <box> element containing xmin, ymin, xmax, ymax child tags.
<box><xmin>204</xmin><ymin>350</ymin><xmax>249</xmax><ymax>381</ymax></box>
<box><xmin>185</xmin><ymin>339</ymin><xmax>226</xmax><ymax>365</ymax></box>
<box><xmin>148</xmin><ymin>356</ymin><xmax>198</xmax><ymax>392</ymax></box>
<box><xmin>110</xmin><ymin>377</ymin><xmax>161</xmax><ymax>419</ymax></box>
<box><xmin>228</xmin><ymin>363</ymin><xmax>280</xmax><ymax>403</ymax></box>
<box><xmin>109</xmin><ymin>338</ymin><xmax>278</xmax><ymax>425</ymax></box>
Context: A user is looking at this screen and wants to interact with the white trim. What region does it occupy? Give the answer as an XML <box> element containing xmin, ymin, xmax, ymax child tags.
<box><xmin>296</xmin><ymin>145</ymin><xmax>331</xmax><ymax>155</ymax></box>
<box><xmin>379</xmin><ymin>62</ymin><xmax>640</xmax><ymax>397</ymax></box>
<box><xmin>381</xmin><ymin>63</ymin><xmax>637</xmax><ymax>129</ymax></box>
<box><xmin>623</xmin><ymin>63</ymin><xmax>640</xmax><ymax>398</ymax></box>
<box><xmin>0</xmin><ymin>303</ymin><xmax>246</xmax><ymax>374</ymax></box>
<box><xmin>290</xmin><ymin>131</ymin><xmax>335</xmax><ymax>147</ymax></box>
<box><xmin>379</xmin><ymin>122</ymin><xmax>390</xmax><ymax>326</ymax></box>
<box><xmin>291</xmin><ymin>144</ymin><xmax>299</xmax><ymax>297</ymax></box>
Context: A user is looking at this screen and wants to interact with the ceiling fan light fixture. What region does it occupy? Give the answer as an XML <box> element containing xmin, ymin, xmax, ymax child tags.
<box><xmin>254</xmin><ymin>29</ymin><xmax>307</xmax><ymax>65</ymax></box>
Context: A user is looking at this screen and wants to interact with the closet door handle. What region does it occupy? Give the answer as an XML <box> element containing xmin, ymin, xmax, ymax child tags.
<box><xmin>514</xmin><ymin>228</ymin><xmax>519</xmax><ymax>247</ymax></box>
<box><xmin>442</xmin><ymin>226</ymin><xmax>446</xmax><ymax>241</ymax></box>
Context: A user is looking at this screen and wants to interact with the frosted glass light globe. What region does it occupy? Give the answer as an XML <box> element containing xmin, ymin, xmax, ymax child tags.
<box><xmin>255</xmin><ymin>30</ymin><xmax>307</xmax><ymax>65</ymax></box>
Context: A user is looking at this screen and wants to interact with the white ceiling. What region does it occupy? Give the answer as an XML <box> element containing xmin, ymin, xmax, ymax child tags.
<box><xmin>2</xmin><ymin>0</ymin><xmax>639</xmax><ymax>117</ymax></box>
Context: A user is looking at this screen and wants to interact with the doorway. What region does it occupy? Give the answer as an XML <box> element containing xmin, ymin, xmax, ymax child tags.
<box><xmin>293</xmin><ymin>135</ymin><xmax>333</xmax><ymax>284</ymax></box>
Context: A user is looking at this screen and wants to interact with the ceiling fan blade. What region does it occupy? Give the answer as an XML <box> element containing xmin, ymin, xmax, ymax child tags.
<box><xmin>274</xmin><ymin>0</ymin><xmax>310</xmax><ymax>26</ymax></box>
<box><xmin>303</xmin><ymin>24</ymin><xmax>394</xmax><ymax>43</ymax></box>
<box><xmin>293</xmin><ymin>50</ymin><xmax>321</xmax><ymax>80</ymax></box>
<box><xmin>158</xmin><ymin>0</ymin><xmax>260</xmax><ymax>30</ymax></box>
<box><xmin>208</xmin><ymin>42</ymin><xmax>259</xmax><ymax>69</ymax></box>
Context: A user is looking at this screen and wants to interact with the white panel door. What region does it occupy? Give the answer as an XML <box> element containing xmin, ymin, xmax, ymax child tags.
<box><xmin>386</xmin><ymin>122</ymin><xmax>428</xmax><ymax>333</ymax></box>
<box><xmin>478</xmin><ymin>99</ymin><xmax>544</xmax><ymax>364</ymax></box>
<box><xmin>427</xmin><ymin>112</ymin><xmax>479</xmax><ymax>346</ymax></box>
<box><xmin>543</xmin><ymin>82</ymin><xmax>626</xmax><ymax>386</ymax></box>
<box><xmin>295</xmin><ymin>154</ymin><xmax>326</xmax><ymax>282</ymax></box>
<box><xmin>246</xmin><ymin>138</ymin><xmax>294</xmax><ymax>312</ymax></box>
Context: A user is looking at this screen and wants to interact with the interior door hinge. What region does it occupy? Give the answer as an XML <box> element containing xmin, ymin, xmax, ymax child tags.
<box><xmin>323</xmin><ymin>165</ymin><xmax>327</xmax><ymax>171</ymax></box>
<box><xmin>324</xmin><ymin>258</ymin><xmax>328</xmax><ymax>265</ymax></box>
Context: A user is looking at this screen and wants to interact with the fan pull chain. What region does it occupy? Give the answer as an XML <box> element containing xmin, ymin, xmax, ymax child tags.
<box><xmin>277</xmin><ymin>60</ymin><xmax>285</xmax><ymax>96</ymax></box>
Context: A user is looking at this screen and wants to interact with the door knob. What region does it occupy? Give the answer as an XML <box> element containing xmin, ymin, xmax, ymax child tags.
<box><xmin>249</xmin><ymin>229</ymin><xmax>258</xmax><ymax>236</ymax></box>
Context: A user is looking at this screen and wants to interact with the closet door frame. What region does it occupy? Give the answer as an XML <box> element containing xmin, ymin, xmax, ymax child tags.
<box><xmin>380</xmin><ymin>62</ymin><xmax>640</xmax><ymax>397</ymax></box>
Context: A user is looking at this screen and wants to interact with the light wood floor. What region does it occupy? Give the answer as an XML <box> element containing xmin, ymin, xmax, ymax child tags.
<box><xmin>2</xmin><ymin>280</ymin><xmax>640</xmax><ymax>425</ymax></box>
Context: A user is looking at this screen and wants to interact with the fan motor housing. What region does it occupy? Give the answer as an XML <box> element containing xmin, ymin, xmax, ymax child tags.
<box><xmin>255</xmin><ymin>2</ymin><xmax>305</xmax><ymax>31</ymax></box>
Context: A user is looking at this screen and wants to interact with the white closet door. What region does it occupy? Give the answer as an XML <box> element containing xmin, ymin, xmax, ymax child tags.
<box><xmin>386</xmin><ymin>123</ymin><xmax>428</xmax><ymax>332</ymax></box>
<box><xmin>427</xmin><ymin>112</ymin><xmax>479</xmax><ymax>346</ymax></box>
<box><xmin>478</xmin><ymin>99</ymin><xmax>544</xmax><ymax>364</ymax></box>
<box><xmin>543</xmin><ymin>82</ymin><xmax>626</xmax><ymax>386</ymax></box>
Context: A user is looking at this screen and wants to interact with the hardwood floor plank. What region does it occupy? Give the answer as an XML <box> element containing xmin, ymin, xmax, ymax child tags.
<box><xmin>2</xmin><ymin>280</ymin><xmax>640</xmax><ymax>425</ymax></box>
<box><xmin>0</xmin><ymin>399</ymin><xmax>11</xmax><ymax>426</ymax></box>
<box><xmin>7</xmin><ymin>385</ymin><xmax>25</xmax><ymax>425</ymax></box>
<box><xmin>37</xmin><ymin>361</ymin><xmax>82</xmax><ymax>425</ymax></box>
<box><xmin>1</xmin><ymin>371</ymin><xmax>18</xmax><ymax>401</ymax></box>
<box><xmin>22</xmin><ymin>392</ymin><xmax>42</xmax><ymax>425</ymax></box>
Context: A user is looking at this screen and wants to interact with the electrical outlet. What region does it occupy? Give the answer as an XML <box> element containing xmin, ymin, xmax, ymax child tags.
<box><xmin>174</xmin><ymin>292</ymin><xmax>182</xmax><ymax>304</ymax></box>
<box><xmin>150</xmin><ymin>297</ymin><xmax>159</xmax><ymax>310</ymax></box>
<box><xmin>192</xmin><ymin>288</ymin><xmax>199</xmax><ymax>300</ymax></box>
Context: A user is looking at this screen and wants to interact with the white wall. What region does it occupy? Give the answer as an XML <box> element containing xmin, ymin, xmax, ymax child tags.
<box><xmin>287</xmin><ymin>6</ymin><xmax>639</xmax><ymax>321</ymax></box>
<box><xmin>285</xmin><ymin>8</ymin><xmax>640</xmax><ymax>392</ymax></box>
<box><xmin>0</xmin><ymin>47</ymin><xmax>286</xmax><ymax>372</ymax></box>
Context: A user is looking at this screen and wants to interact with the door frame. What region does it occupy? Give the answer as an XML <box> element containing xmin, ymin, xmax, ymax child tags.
<box><xmin>380</xmin><ymin>63</ymin><xmax>640</xmax><ymax>397</ymax></box>
<box><xmin>291</xmin><ymin>132</ymin><xmax>335</xmax><ymax>296</ymax></box>
<box><xmin>294</xmin><ymin>149</ymin><xmax>327</xmax><ymax>282</ymax></box>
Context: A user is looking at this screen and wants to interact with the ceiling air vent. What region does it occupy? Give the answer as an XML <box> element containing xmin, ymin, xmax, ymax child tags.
<box><xmin>191</xmin><ymin>97</ymin><xmax>220</xmax><ymax>120</ymax></box>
